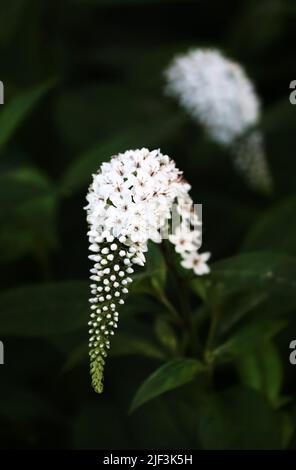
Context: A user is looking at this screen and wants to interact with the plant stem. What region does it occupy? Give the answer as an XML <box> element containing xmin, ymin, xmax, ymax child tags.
<box><xmin>156</xmin><ymin>288</ymin><xmax>183</xmax><ymax>327</ymax></box>
<box><xmin>160</xmin><ymin>242</ymin><xmax>199</xmax><ymax>355</ymax></box>
<box><xmin>35</xmin><ymin>242</ymin><xmax>52</xmax><ymax>281</ymax></box>
<box><xmin>204</xmin><ymin>302</ymin><xmax>221</xmax><ymax>386</ymax></box>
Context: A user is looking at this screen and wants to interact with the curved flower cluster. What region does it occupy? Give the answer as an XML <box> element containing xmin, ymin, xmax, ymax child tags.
<box><xmin>85</xmin><ymin>148</ymin><xmax>210</xmax><ymax>393</ymax></box>
<box><xmin>165</xmin><ymin>49</ymin><xmax>272</xmax><ymax>192</ymax></box>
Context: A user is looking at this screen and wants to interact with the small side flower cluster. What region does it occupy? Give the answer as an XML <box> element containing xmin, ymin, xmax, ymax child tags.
<box><xmin>165</xmin><ymin>48</ymin><xmax>272</xmax><ymax>193</ymax></box>
<box><xmin>85</xmin><ymin>148</ymin><xmax>210</xmax><ymax>393</ymax></box>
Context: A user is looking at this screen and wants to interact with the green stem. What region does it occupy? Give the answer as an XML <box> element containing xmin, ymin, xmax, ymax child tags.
<box><xmin>34</xmin><ymin>241</ymin><xmax>51</xmax><ymax>281</ymax></box>
<box><xmin>204</xmin><ymin>302</ymin><xmax>221</xmax><ymax>387</ymax></box>
<box><xmin>156</xmin><ymin>288</ymin><xmax>182</xmax><ymax>327</ymax></box>
<box><xmin>160</xmin><ymin>243</ymin><xmax>199</xmax><ymax>355</ymax></box>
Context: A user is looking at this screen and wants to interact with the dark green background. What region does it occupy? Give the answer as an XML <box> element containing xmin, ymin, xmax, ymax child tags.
<box><xmin>0</xmin><ymin>0</ymin><xmax>296</xmax><ymax>450</ymax></box>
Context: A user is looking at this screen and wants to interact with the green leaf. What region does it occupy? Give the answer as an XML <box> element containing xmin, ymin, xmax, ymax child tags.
<box><xmin>206</xmin><ymin>253</ymin><xmax>296</xmax><ymax>341</ymax></box>
<box><xmin>197</xmin><ymin>387</ymin><xmax>282</xmax><ymax>449</ymax></box>
<box><xmin>119</xmin><ymin>293</ymin><xmax>161</xmax><ymax>316</ymax></box>
<box><xmin>209</xmin><ymin>253</ymin><xmax>296</xmax><ymax>339</ymax></box>
<box><xmin>146</xmin><ymin>242</ymin><xmax>167</xmax><ymax>292</ymax></box>
<box><xmin>281</xmin><ymin>412</ymin><xmax>295</xmax><ymax>449</ymax></box>
<box><xmin>111</xmin><ymin>332</ymin><xmax>165</xmax><ymax>360</ymax></box>
<box><xmin>126</xmin><ymin>245</ymin><xmax>167</xmax><ymax>301</ymax></box>
<box><xmin>54</xmin><ymin>85</ymin><xmax>163</xmax><ymax>151</ymax></box>
<box><xmin>211</xmin><ymin>252</ymin><xmax>296</xmax><ymax>297</ymax></box>
<box><xmin>236</xmin><ymin>341</ymin><xmax>283</xmax><ymax>407</ymax></box>
<box><xmin>0</xmin><ymin>167</ymin><xmax>57</xmax><ymax>263</ymax></box>
<box><xmin>130</xmin><ymin>358</ymin><xmax>205</xmax><ymax>412</ymax></box>
<box><xmin>155</xmin><ymin>317</ymin><xmax>178</xmax><ymax>353</ymax></box>
<box><xmin>213</xmin><ymin>317</ymin><xmax>287</xmax><ymax>361</ymax></box>
<box><xmin>190</xmin><ymin>277</ymin><xmax>211</xmax><ymax>302</ymax></box>
<box><xmin>60</xmin><ymin>114</ymin><xmax>183</xmax><ymax>194</ymax></box>
<box><xmin>242</xmin><ymin>196</ymin><xmax>296</xmax><ymax>256</ymax></box>
<box><xmin>215</xmin><ymin>290</ymin><xmax>270</xmax><ymax>337</ymax></box>
<box><xmin>0</xmin><ymin>81</ymin><xmax>55</xmax><ymax>151</ymax></box>
<box><xmin>0</xmin><ymin>0</ymin><xmax>26</xmax><ymax>45</ymax></box>
<box><xmin>0</xmin><ymin>281</ymin><xmax>89</xmax><ymax>336</ymax></box>
<box><xmin>0</xmin><ymin>167</ymin><xmax>55</xmax><ymax>217</ymax></box>
<box><xmin>130</xmin><ymin>274</ymin><xmax>156</xmax><ymax>296</ymax></box>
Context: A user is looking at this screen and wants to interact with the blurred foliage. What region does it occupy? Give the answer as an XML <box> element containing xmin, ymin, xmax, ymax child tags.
<box><xmin>0</xmin><ymin>0</ymin><xmax>295</xmax><ymax>451</ymax></box>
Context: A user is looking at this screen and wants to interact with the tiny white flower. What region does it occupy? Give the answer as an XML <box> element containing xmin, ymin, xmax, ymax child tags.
<box><xmin>181</xmin><ymin>252</ymin><xmax>211</xmax><ymax>276</ymax></box>
<box><xmin>169</xmin><ymin>226</ymin><xmax>200</xmax><ymax>254</ymax></box>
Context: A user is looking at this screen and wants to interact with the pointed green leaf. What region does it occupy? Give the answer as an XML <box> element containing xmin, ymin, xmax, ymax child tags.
<box><xmin>146</xmin><ymin>242</ymin><xmax>167</xmax><ymax>292</ymax></box>
<box><xmin>0</xmin><ymin>167</ymin><xmax>57</xmax><ymax>262</ymax></box>
<box><xmin>0</xmin><ymin>0</ymin><xmax>26</xmax><ymax>45</ymax></box>
<box><xmin>242</xmin><ymin>197</ymin><xmax>296</xmax><ymax>256</ymax></box>
<box><xmin>237</xmin><ymin>341</ymin><xmax>284</xmax><ymax>407</ymax></box>
<box><xmin>155</xmin><ymin>317</ymin><xmax>178</xmax><ymax>353</ymax></box>
<box><xmin>211</xmin><ymin>252</ymin><xmax>296</xmax><ymax>297</ymax></box>
<box><xmin>130</xmin><ymin>358</ymin><xmax>205</xmax><ymax>412</ymax></box>
<box><xmin>0</xmin><ymin>281</ymin><xmax>88</xmax><ymax>336</ymax></box>
<box><xmin>111</xmin><ymin>332</ymin><xmax>165</xmax><ymax>360</ymax></box>
<box><xmin>0</xmin><ymin>80</ymin><xmax>55</xmax><ymax>151</ymax></box>
<box><xmin>213</xmin><ymin>317</ymin><xmax>287</xmax><ymax>361</ymax></box>
<box><xmin>197</xmin><ymin>387</ymin><xmax>282</xmax><ymax>449</ymax></box>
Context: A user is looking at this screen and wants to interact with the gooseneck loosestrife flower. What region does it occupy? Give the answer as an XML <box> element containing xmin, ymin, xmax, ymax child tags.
<box><xmin>85</xmin><ymin>148</ymin><xmax>210</xmax><ymax>393</ymax></box>
<box><xmin>165</xmin><ymin>49</ymin><xmax>272</xmax><ymax>193</ymax></box>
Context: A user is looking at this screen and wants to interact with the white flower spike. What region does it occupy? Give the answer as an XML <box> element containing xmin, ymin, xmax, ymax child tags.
<box><xmin>165</xmin><ymin>48</ymin><xmax>272</xmax><ymax>193</ymax></box>
<box><xmin>85</xmin><ymin>148</ymin><xmax>210</xmax><ymax>393</ymax></box>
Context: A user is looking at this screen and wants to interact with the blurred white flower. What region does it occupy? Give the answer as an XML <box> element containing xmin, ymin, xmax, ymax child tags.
<box><xmin>165</xmin><ymin>48</ymin><xmax>272</xmax><ymax>193</ymax></box>
<box><xmin>165</xmin><ymin>49</ymin><xmax>260</xmax><ymax>145</ymax></box>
